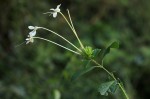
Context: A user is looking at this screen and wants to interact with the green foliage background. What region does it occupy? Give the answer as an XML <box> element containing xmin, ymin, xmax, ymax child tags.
<box><xmin>0</xmin><ymin>0</ymin><xmax>150</xmax><ymax>99</ymax></box>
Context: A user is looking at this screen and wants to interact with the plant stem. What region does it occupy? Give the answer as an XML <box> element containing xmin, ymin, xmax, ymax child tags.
<box><xmin>59</xmin><ymin>12</ymin><xmax>84</xmax><ymax>49</ymax></box>
<box><xmin>67</xmin><ymin>9</ymin><xmax>75</xmax><ymax>31</ymax></box>
<box><xmin>38</xmin><ymin>27</ymin><xmax>81</xmax><ymax>52</ymax></box>
<box><xmin>92</xmin><ymin>59</ymin><xmax>129</xmax><ymax>99</ymax></box>
<box><xmin>33</xmin><ymin>37</ymin><xmax>80</xmax><ymax>55</ymax></box>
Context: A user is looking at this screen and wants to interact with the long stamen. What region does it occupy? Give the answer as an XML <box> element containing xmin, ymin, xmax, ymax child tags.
<box><xmin>15</xmin><ymin>41</ymin><xmax>26</xmax><ymax>48</ymax></box>
<box><xmin>33</xmin><ymin>37</ymin><xmax>80</xmax><ymax>55</ymax></box>
<box><xmin>43</xmin><ymin>12</ymin><xmax>52</xmax><ymax>14</ymax></box>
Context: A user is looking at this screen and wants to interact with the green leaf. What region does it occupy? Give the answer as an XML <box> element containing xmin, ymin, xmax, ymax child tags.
<box><xmin>99</xmin><ymin>41</ymin><xmax>119</xmax><ymax>64</ymax></box>
<box><xmin>92</xmin><ymin>49</ymin><xmax>101</xmax><ymax>58</ymax></box>
<box><xmin>98</xmin><ymin>80</ymin><xmax>118</xmax><ymax>96</ymax></box>
<box><xmin>110</xmin><ymin>41</ymin><xmax>119</xmax><ymax>48</ymax></box>
<box><xmin>71</xmin><ymin>66</ymin><xmax>96</xmax><ymax>81</ymax></box>
<box><xmin>82</xmin><ymin>60</ymin><xmax>91</xmax><ymax>68</ymax></box>
<box><xmin>109</xmin><ymin>80</ymin><xmax>118</xmax><ymax>93</ymax></box>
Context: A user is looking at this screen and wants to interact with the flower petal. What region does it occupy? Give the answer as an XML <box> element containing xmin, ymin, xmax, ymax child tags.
<box><xmin>26</xmin><ymin>41</ymin><xmax>30</xmax><ymax>44</ymax></box>
<box><xmin>55</xmin><ymin>4</ymin><xmax>61</xmax><ymax>12</ymax></box>
<box><xmin>50</xmin><ymin>8</ymin><xmax>55</xmax><ymax>11</ymax></box>
<box><xmin>43</xmin><ymin>12</ymin><xmax>52</xmax><ymax>14</ymax></box>
<box><xmin>26</xmin><ymin>38</ymin><xmax>29</xmax><ymax>40</ymax></box>
<box><xmin>28</xmin><ymin>26</ymin><xmax>35</xmax><ymax>30</ymax></box>
<box><xmin>53</xmin><ymin>12</ymin><xmax>57</xmax><ymax>18</ymax></box>
<box><xmin>29</xmin><ymin>30</ymin><xmax>36</xmax><ymax>37</ymax></box>
<box><xmin>57</xmin><ymin>4</ymin><xmax>61</xmax><ymax>9</ymax></box>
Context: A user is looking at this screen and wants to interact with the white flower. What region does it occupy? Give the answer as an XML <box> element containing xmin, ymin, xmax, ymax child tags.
<box><xmin>26</xmin><ymin>35</ymin><xmax>34</xmax><ymax>44</ymax></box>
<box><xmin>44</xmin><ymin>4</ymin><xmax>61</xmax><ymax>18</ymax></box>
<box><xmin>28</xmin><ymin>26</ymin><xmax>39</xmax><ymax>37</ymax></box>
<box><xmin>26</xmin><ymin>26</ymin><xmax>39</xmax><ymax>44</ymax></box>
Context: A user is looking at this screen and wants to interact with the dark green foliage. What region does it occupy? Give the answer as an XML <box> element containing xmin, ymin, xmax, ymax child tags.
<box><xmin>71</xmin><ymin>66</ymin><xmax>96</xmax><ymax>81</ymax></box>
<box><xmin>109</xmin><ymin>80</ymin><xmax>118</xmax><ymax>94</ymax></box>
<box><xmin>98</xmin><ymin>80</ymin><xmax>118</xmax><ymax>96</ymax></box>
<box><xmin>98</xmin><ymin>41</ymin><xmax>119</xmax><ymax>64</ymax></box>
<box><xmin>92</xmin><ymin>49</ymin><xmax>101</xmax><ymax>58</ymax></box>
<box><xmin>82</xmin><ymin>60</ymin><xmax>91</xmax><ymax>68</ymax></box>
<box><xmin>71</xmin><ymin>48</ymin><xmax>101</xmax><ymax>81</ymax></box>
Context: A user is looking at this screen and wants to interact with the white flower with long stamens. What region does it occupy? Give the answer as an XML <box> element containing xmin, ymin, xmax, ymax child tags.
<box><xmin>26</xmin><ymin>26</ymin><xmax>40</xmax><ymax>44</ymax></box>
<box><xmin>44</xmin><ymin>4</ymin><xmax>61</xmax><ymax>18</ymax></box>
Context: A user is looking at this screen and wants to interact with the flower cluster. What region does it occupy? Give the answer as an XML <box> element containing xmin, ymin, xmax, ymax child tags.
<box><xmin>26</xmin><ymin>4</ymin><xmax>61</xmax><ymax>44</ymax></box>
<box><xmin>26</xmin><ymin>26</ymin><xmax>39</xmax><ymax>44</ymax></box>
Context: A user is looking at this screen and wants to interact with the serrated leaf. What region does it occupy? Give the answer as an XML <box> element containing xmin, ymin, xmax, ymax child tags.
<box><xmin>98</xmin><ymin>81</ymin><xmax>115</xmax><ymax>96</ymax></box>
<box><xmin>98</xmin><ymin>80</ymin><xmax>118</xmax><ymax>96</ymax></box>
<box><xmin>109</xmin><ymin>80</ymin><xmax>118</xmax><ymax>93</ymax></box>
<box><xmin>71</xmin><ymin>66</ymin><xmax>96</xmax><ymax>81</ymax></box>
<box><xmin>99</xmin><ymin>41</ymin><xmax>119</xmax><ymax>64</ymax></box>
<box><xmin>92</xmin><ymin>49</ymin><xmax>101</xmax><ymax>58</ymax></box>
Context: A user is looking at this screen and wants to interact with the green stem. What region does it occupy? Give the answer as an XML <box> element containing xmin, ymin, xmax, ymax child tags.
<box><xmin>92</xmin><ymin>59</ymin><xmax>129</xmax><ymax>99</ymax></box>
<box><xmin>33</xmin><ymin>37</ymin><xmax>80</xmax><ymax>55</ymax></box>
<box><xmin>59</xmin><ymin>12</ymin><xmax>84</xmax><ymax>49</ymax></box>
<box><xmin>38</xmin><ymin>27</ymin><xmax>81</xmax><ymax>52</ymax></box>
<box><xmin>118</xmin><ymin>83</ymin><xmax>129</xmax><ymax>99</ymax></box>
<box><xmin>67</xmin><ymin>9</ymin><xmax>75</xmax><ymax>31</ymax></box>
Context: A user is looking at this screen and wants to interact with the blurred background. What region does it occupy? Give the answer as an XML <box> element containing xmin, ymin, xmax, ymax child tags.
<box><xmin>0</xmin><ymin>0</ymin><xmax>150</xmax><ymax>99</ymax></box>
